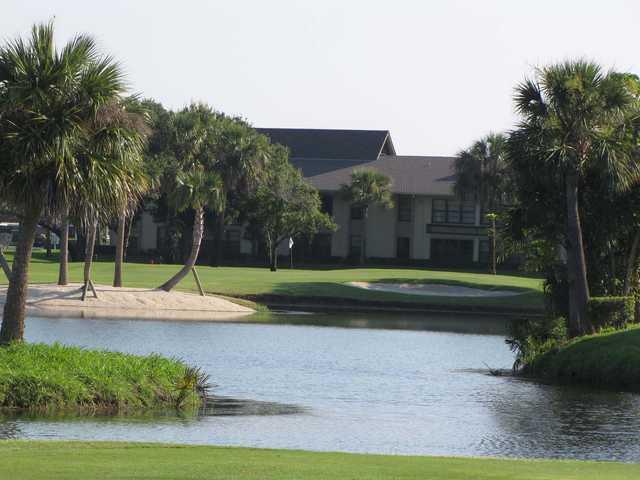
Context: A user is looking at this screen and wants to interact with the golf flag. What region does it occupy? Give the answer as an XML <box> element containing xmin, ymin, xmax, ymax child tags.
<box><xmin>288</xmin><ymin>237</ymin><xmax>294</xmax><ymax>249</ymax></box>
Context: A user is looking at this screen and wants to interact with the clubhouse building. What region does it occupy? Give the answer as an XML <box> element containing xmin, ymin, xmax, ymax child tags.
<box><xmin>133</xmin><ymin>128</ymin><xmax>491</xmax><ymax>266</ymax></box>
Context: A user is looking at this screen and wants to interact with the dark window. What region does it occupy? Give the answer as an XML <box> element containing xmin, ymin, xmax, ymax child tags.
<box><xmin>431</xmin><ymin>238</ymin><xmax>474</xmax><ymax>264</ymax></box>
<box><xmin>321</xmin><ymin>195</ymin><xmax>333</xmax><ymax>216</ymax></box>
<box><xmin>312</xmin><ymin>234</ymin><xmax>332</xmax><ymax>258</ymax></box>
<box><xmin>432</xmin><ymin>199</ymin><xmax>477</xmax><ymax>225</ymax></box>
<box><xmin>397</xmin><ymin>195</ymin><xmax>412</xmax><ymax>222</ymax></box>
<box><xmin>432</xmin><ymin>199</ymin><xmax>447</xmax><ymax>223</ymax></box>
<box><xmin>223</xmin><ymin>229</ymin><xmax>241</xmax><ymax>256</ymax></box>
<box><xmin>479</xmin><ymin>239</ymin><xmax>490</xmax><ymax>263</ymax></box>
<box><xmin>396</xmin><ymin>237</ymin><xmax>410</xmax><ymax>259</ymax></box>
<box><xmin>350</xmin><ymin>235</ymin><xmax>361</xmax><ymax>257</ymax></box>
<box><xmin>350</xmin><ymin>206</ymin><xmax>364</xmax><ymax>220</ymax></box>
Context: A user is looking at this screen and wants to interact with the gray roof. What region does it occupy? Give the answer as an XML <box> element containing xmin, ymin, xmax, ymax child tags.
<box><xmin>257</xmin><ymin>128</ymin><xmax>395</xmax><ymax>161</ymax></box>
<box><xmin>293</xmin><ymin>155</ymin><xmax>456</xmax><ymax>196</ymax></box>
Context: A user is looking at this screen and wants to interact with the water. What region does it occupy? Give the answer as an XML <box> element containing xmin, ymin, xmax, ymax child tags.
<box><xmin>2</xmin><ymin>312</ymin><xmax>640</xmax><ymax>462</ymax></box>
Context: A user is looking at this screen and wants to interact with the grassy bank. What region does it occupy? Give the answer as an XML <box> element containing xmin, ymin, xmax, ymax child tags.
<box><xmin>3</xmin><ymin>250</ymin><xmax>544</xmax><ymax>310</ymax></box>
<box><xmin>0</xmin><ymin>343</ymin><xmax>202</xmax><ymax>411</ymax></box>
<box><xmin>528</xmin><ymin>324</ymin><xmax>640</xmax><ymax>391</ymax></box>
<box><xmin>0</xmin><ymin>442</ymin><xmax>636</xmax><ymax>480</ymax></box>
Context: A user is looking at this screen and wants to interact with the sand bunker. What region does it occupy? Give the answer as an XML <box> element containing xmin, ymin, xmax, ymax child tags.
<box><xmin>0</xmin><ymin>284</ymin><xmax>254</xmax><ymax>321</ymax></box>
<box><xmin>348</xmin><ymin>282</ymin><xmax>524</xmax><ymax>298</ymax></box>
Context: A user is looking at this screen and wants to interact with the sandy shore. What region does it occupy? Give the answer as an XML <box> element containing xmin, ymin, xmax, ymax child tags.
<box><xmin>347</xmin><ymin>282</ymin><xmax>524</xmax><ymax>298</ymax></box>
<box><xmin>0</xmin><ymin>284</ymin><xmax>254</xmax><ymax>321</ymax></box>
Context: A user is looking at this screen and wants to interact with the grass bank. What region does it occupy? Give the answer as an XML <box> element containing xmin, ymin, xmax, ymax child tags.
<box><xmin>4</xmin><ymin>250</ymin><xmax>544</xmax><ymax>312</ymax></box>
<box><xmin>528</xmin><ymin>324</ymin><xmax>640</xmax><ymax>391</ymax></box>
<box><xmin>0</xmin><ymin>442</ymin><xmax>636</xmax><ymax>480</ymax></box>
<box><xmin>0</xmin><ymin>343</ymin><xmax>203</xmax><ymax>412</ymax></box>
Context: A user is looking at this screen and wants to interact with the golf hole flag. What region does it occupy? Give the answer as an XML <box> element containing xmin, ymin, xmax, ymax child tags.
<box><xmin>288</xmin><ymin>237</ymin><xmax>294</xmax><ymax>249</ymax></box>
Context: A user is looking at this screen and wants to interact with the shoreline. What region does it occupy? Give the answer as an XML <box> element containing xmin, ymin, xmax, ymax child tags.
<box><xmin>0</xmin><ymin>284</ymin><xmax>254</xmax><ymax>322</ymax></box>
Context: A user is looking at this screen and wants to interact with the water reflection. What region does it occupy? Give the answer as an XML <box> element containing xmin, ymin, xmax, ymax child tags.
<box><xmin>1</xmin><ymin>314</ymin><xmax>638</xmax><ymax>462</ymax></box>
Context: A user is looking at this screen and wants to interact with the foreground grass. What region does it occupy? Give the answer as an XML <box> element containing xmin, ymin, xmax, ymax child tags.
<box><xmin>4</xmin><ymin>250</ymin><xmax>544</xmax><ymax>310</ymax></box>
<box><xmin>0</xmin><ymin>442</ymin><xmax>636</xmax><ymax>480</ymax></box>
<box><xmin>0</xmin><ymin>343</ymin><xmax>200</xmax><ymax>411</ymax></box>
<box><xmin>529</xmin><ymin>324</ymin><xmax>640</xmax><ymax>391</ymax></box>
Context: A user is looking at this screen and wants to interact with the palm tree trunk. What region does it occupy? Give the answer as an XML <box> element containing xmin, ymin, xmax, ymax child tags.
<box><xmin>57</xmin><ymin>215</ymin><xmax>69</xmax><ymax>285</ymax></box>
<box><xmin>81</xmin><ymin>221</ymin><xmax>98</xmax><ymax>301</ymax></box>
<box><xmin>623</xmin><ymin>230</ymin><xmax>640</xmax><ymax>296</ymax></box>
<box><xmin>565</xmin><ymin>173</ymin><xmax>592</xmax><ymax>337</ymax></box>
<box><xmin>159</xmin><ymin>207</ymin><xmax>205</xmax><ymax>292</ymax></box>
<box><xmin>0</xmin><ymin>205</ymin><xmax>41</xmax><ymax>343</ymax></box>
<box><xmin>113</xmin><ymin>213</ymin><xmax>126</xmax><ymax>287</ymax></box>
<box><xmin>270</xmin><ymin>242</ymin><xmax>278</xmax><ymax>272</ymax></box>
<box><xmin>45</xmin><ymin>228</ymin><xmax>52</xmax><ymax>257</ymax></box>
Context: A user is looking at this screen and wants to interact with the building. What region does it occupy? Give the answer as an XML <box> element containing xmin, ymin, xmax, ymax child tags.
<box><xmin>132</xmin><ymin>128</ymin><xmax>490</xmax><ymax>266</ymax></box>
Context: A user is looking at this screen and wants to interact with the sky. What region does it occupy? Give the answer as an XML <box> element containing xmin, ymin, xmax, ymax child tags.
<box><xmin>1</xmin><ymin>1</ymin><xmax>639</xmax><ymax>156</ymax></box>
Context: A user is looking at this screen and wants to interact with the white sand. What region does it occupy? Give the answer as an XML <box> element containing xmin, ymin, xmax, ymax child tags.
<box><xmin>0</xmin><ymin>284</ymin><xmax>254</xmax><ymax>321</ymax></box>
<box><xmin>347</xmin><ymin>281</ymin><xmax>524</xmax><ymax>298</ymax></box>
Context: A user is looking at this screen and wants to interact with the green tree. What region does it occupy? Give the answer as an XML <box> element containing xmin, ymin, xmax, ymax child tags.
<box><xmin>247</xmin><ymin>145</ymin><xmax>336</xmax><ymax>271</ymax></box>
<box><xmin>0</xmin><ymin>23</ymin><xmax>129</xmax><ymax>342</ymax></box>
<box><xmin>340</xmin><ymin>169</ymin><xmax>393</xmax><ymax>263</ymax></box>
<box><xmin>510</xmin><ymin>60</ymin><xmax>640</xmax><ymax>337</ymax></box>
<box><xmin>210</xmin><ymin>119</ymin><xmax>270</xmax><ymax>266</ymax></box>
<box><xmin>158</xmin><ymin>167</ymin><xmax>223</xmax><ymax>291</ymax></box>
<box><xmin>454</xmin><ymin>133</ymin><xmax>511</xmax><ymax>212</ymax></box>
<box><xmin>157</xmin><ymin>104</ymin><xmax>224</xmax><ymax>292</ymax></box>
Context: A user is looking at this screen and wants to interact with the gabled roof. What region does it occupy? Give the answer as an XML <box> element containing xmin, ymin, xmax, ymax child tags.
<box><xmin>257</xmin><ymin>128</ymin><xmax>395</xmax><ymax>161</ymax></box>
<box><xmin>292</xmin><ymin>155</ymin><xmax>456</xmax><ymax>196</ymax></box>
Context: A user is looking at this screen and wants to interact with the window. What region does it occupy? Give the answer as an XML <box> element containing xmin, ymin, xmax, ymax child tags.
<box><xmin>397</xmin><ymin>195</ymin><xmax>412</xmax><ymax>222</ymax></box>
<box><xmin>431</xmin><ymin>238</ymin><xmax>474</xmax><ymax>264</ymax></box>
<box><xmin>321</xmin><ymin>195</ymin><xmax>333</xmax><ymax>216</ymax></box>
<box><xmin>350</xmin><ymin>235</ymin><xmax>362</xmax><ymax>257</ymax></box>
<box><xmin>396</xmin><ymin>237</ymin><xmax>410</xmax><ymax>259</ymax></box>
<box><xmin>432</xmin><ymin>199</ymin><xmax>447</xmax><ymax>223</ymax></box>
<box><xmin>479</xmin><ymin>240</ymin><xmax>490</xmax><ymax>264</ymax></box>
<box><xmin>350</xmin><ymin>206</ymin><xmax>364</xmax><ymax>220</ymax></box>
<box><xmin>432</xmin><ymin>199</ymin><xmax>476</xmax><ymax>224</ymax></box>
<box><xmin>312</xmin><ymin>234</ymin><xmax>332</xmax><ymax>258</ymax></box>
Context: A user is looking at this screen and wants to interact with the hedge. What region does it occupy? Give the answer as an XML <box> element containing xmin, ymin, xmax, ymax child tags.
<box><xmin>587</xmin><ymin>296</ymin><xmax>635</xmax><ymax>331</ymax></box>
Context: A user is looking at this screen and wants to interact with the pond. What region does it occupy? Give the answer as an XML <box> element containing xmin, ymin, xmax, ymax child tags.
<box><xmin>2</xmin><ymin>312</ymin><xmax>640</xmax><ymax>462</ymax></box>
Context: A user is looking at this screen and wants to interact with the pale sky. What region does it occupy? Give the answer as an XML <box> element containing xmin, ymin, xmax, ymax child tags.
<box><xmin>2</xmin><ymin>1</ymin><xmax>639</xmax><ymax>156</ymax></box>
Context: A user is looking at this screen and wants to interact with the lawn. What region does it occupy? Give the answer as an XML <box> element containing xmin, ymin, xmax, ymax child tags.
<box><xmin>2</xmin><ymin>250</ymin><xmax>544</xmax><ymax>310</ymax></box>
<box><xmin>0</xmin><ymin>441</ymin><xmax>636</xmax><ymax>480</ymax></box>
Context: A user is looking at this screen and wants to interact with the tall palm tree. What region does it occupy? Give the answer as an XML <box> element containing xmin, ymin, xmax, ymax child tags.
<box><xmin>158</xmin><ymin>168</ymin><xmax>223</xmax><ymax>292</ymax></box>
<box><xmin>0</xmin><ymin>23</ymin><xmax>129</xmax><ymax>342</ymax></box>
<box><xmin>210</xmin><ymin>119</ymin><xmax>270</xmax><ymax>266</ymax></box>
<box><xmin>454</xmin><ymin>133</ymin><xmax>510</xmax><ymax>212</ymax></box>
<box><xmin>511</xmin><ymin>60</ymin><xmax>640</xmax><ymax>337</ymax></box>
<box><xmin>340</xmin><ymin>169</ymin><xmax>394</xmax><ymax>263</ymax></box>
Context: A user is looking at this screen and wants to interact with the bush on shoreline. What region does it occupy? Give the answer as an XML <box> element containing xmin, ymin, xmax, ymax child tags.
<box><xmin>0</xmin><ymin>343</ymin><xmax>206</xmax><ymax>412</ymax></box>
<box><xmin>525</xmin><ymin>325</ymin><xmax>640</xmax><ymax>391</ymax></box>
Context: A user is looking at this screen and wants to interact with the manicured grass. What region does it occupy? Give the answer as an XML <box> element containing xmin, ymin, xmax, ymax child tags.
<box><xmin>0</xmin><ymin>343</ymin><xmax>201</xmax><ymax>411</ymax></box>
<box><xmin>529</xmin><ymin>324</ymin><xmax>640</xmax><ymax>391</ymax></box>
<box><xmin>4</xmin><ymin>250</ymin><xmax>544</xmax><ymax>309</ymax></box>
<box><xmin>0</xmin><ymin>441</ymin><xmax>636</xmax><ymax>480</ymax></box>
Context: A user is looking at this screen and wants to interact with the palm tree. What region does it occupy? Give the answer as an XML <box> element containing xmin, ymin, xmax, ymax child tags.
<box><xmin>340</xmin><ymin>169</ymin><xmax>394</xmax><ymax>263</ymax></box>
<box><xmin>454</xmin><ymin>133</ymin><xmax>510</xmax><ymax>212</ymax></box>
<box><xmin>158</xmin><ymin>168</ymin><xmax>223</xmax><ymax>292</ymax></box>
<box><xmin>0</xmin><ymin>23</ymin><xmax>129</xmax><ymax>342</ymax></box>
<box><xmin>511</xmin><ymin>60</ymin><xmax>640</xmax><ymax>337</ymax></box>
<box><xmin>455</xmin><ymin>133</ymin><xmax>510</xmax><ymax>273</ymax></box>
<box><xmin>210</xmin><ymin>119</ymin><xmax>270</xmax><ymax>266</ymax></box>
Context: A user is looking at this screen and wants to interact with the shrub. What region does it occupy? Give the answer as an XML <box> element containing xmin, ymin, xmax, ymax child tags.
<box><xmin>0</xmin><ymin>343</ymin><xmax>208</xmax><ymax>412</ymax></box>
<box><xmin>505</xmin><ymin>316</ymin><xmax>567</xmax><ymax>371</ymax></box>
<box><xmin>587</xmin><ymin>296</ymin><xmax>635</xmax><ymax>331</ymax></box>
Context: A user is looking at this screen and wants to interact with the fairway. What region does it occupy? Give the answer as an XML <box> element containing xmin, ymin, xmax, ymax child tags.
<box><xmin>3</xmin><ymin>251</ymin><xmax>544</xmax><ymax>310</ymax></box>
<box><xmin>0</xmin><ymin>442</ymin><xmax>636</xmax><ymax>480</ymax></box>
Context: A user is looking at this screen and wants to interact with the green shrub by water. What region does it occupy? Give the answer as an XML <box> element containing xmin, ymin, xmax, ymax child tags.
<box><xmin>0</xmin><ymin>343</ymin><xmax>204</xmax><ymax>411</ymax></box>
<box><xmin>527</xmin><ymin>325</ymin><xmax>640</xmax><ymax>391</ymax></box>
<box><xmin>587</xmin><ymin>296</ymin><xmax>635</xmax><ymax>330</ymax></box>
